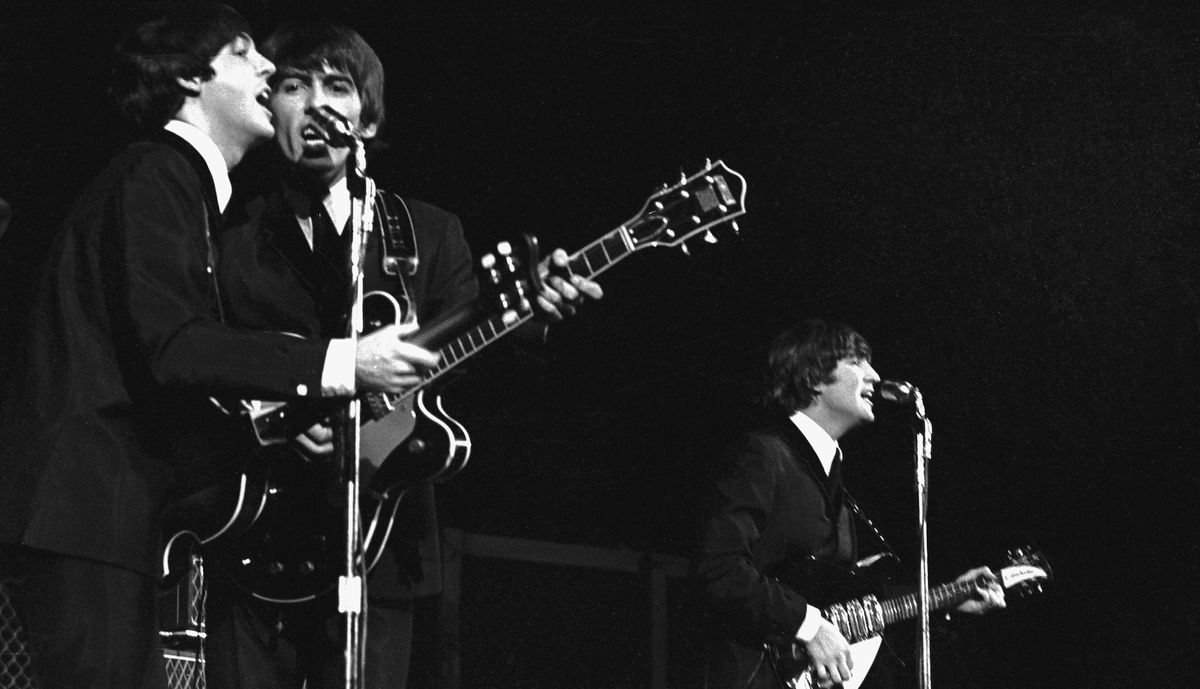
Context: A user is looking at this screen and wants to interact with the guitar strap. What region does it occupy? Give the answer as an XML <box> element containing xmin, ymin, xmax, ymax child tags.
<box><xmin>843</xmin><ymin>489</ymin><xmax>900</xmax><ymax>568</ymax></box>
<box><xmin>374</xmin><ymin>190</ymin><xmax>419</xmax><ymax>276</ymax></box>
<box><xmin>372</xmin><ymin>189</ymin><xmax>420</xmax><ymax>329</ymax></box>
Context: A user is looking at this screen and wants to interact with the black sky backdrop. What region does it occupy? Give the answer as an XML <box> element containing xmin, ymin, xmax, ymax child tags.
<box><xmin>2</xmin><ymin>2</ymin><xmax>1199</xmax><ymax>687</ymax></box>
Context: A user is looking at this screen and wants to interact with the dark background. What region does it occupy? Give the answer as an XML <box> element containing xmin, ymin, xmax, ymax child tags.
<box><xmin>3</xmin><ymin>2</ymin><xmax>1198</xmax><ymax>687</ymax></box>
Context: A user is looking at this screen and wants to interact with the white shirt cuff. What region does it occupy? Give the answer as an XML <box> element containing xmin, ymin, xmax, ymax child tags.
<box><xmin>321</xmin><ymin>338</ymin><xmax>357</xmax><ymax>397</ymax></box>
<box><xmin>795</xmin><ymin>605</ymin><xmax>824</xmax><ymax>643</ymax></box>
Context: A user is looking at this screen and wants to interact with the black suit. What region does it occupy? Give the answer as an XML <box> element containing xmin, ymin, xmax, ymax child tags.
<box><xmin>0</xmin><ymin>131</ymin><xmax>330</xmax><ymax>689</ymax></box>
<box><xmin>205</xmin><ymin>181</ymin><xmax>479</xmax><ymax>688</ymax></box>
<box><xmin>695</xmin><ymin>419</ymin><xmax>858</xmax><ymax>689</ymax></box>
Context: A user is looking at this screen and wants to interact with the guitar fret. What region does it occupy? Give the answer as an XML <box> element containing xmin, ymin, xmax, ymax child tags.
<box><xmin>568</xmin><ymin>253</ymin><xmax>590</xmax><ymax>276</ymax></box>
<box><xmin>601</xmin><ymin>232</ymin><xmax>628</xmax><ymax>265</ymax></box>
<box><xmin>466</xmin><ymin>328</ymin><xmax>483</xmax><ymax>350</ymax></box>
<box><xmin>579</xmin><ymin>245</ymin><xmax>603</xmax><ymax>275</ymax></box>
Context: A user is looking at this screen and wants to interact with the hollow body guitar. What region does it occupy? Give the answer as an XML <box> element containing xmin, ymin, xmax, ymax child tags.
<box><xmin>162</xmin><ymin>161</ymin><xmax>748</xmax><ymax>603</ymax></box>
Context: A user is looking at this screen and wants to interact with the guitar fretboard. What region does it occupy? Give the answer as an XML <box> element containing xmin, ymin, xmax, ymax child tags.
<box><xmin>877</xmin><ymin>579</ymin><xmax>978</xmax><ymax>626</ymax></box>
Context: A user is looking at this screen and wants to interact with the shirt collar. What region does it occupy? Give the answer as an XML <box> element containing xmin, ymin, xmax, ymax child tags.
<box><xmin>322</xmin><ymin>176</ymin><xmax>351</xmax><ymax>232</ymax></box>
<box><xmin>163</xmin><ymin>119</ymin><xmax>232</xmax><ymax>213</ymax></box>
<box><xmin>283</xmin><ymin>175</ymin><xmax>353</xmax><ymax>250</ymax></box>
<box><xmin>788</xmin><ymin>410</ymin><xmax>839</xmax><ymax>476</ymax></box>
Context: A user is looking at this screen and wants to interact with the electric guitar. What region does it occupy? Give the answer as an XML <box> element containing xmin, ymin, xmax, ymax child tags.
<box><xmin>767</xmin><ymin>546</ymin><xmax>1051</xmax><ymax>689</ymax></box>
<box><xmin>163</xmin><ymin>160</ymin><xmax>748</xmax><ymax>602</ymax></box>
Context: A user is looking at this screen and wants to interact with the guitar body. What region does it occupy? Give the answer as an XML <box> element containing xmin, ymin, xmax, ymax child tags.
<box><xmin>773</xmin><ymin>636</ymin><xmax>883</xmax><ymax>689</ymax></box>
<box><xmin>160</xmin><ymin>462</ymin><xmax>272</xmax><ymax>581</ymax></box>
<box><xmin>361</xmin><ymin>391</ymin><xmax>472</xmax><ymax>496</ymax></box>
<box><xmin>202</xmin><ymin>391</ymin><xmax>470</xmax><ymax>603</ymax></box>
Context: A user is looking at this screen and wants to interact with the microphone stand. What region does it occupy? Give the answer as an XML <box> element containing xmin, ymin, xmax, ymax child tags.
<box><xmin>910</xmin><ymin>389</ymin><xmax>933</xmax><ymax>689</ymax></box>
<box><xmin>337</xmin><ymin>130</ymin><xmax>375</xmax><ymax>689</ymax></box>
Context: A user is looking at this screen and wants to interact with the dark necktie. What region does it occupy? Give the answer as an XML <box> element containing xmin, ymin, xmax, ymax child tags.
<box><xmin>310</xmin><ymin>198</ymin><xmax>350</xmax><ymax>335</ymax></box>
<box><xmin>311</xmin><ymin>199</ymin><xmax>343</xmax><ymax>262</ymax></box>
<box><xmin>827</xmin><ymin>447</ymin><xmax>846</xmax><ymax>518</ymax></box>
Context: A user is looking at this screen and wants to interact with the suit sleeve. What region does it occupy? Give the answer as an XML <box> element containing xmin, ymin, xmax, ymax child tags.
<box><xmin>695</xmin><ymin>434</ymin><xmax>812</xmax><ymax>645</ymax></box>
<box><xmin>108</xmin><ymin>149</ymin><xmax>327</xmax><ymax>401</ymax></box>
<box><xmin>416</xmin><ymin>209</ymin><xmax>479</xmax><ymax>322</ymax></box>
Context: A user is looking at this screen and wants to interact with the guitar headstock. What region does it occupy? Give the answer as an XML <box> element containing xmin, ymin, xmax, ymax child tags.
<box><xmin>998</xmin><ymin>545</ymin><xmax>1053</xmax><ymax>600</ymax></box>
<box><xmin>622</xmin><ymin>160</ymin><xmax>747</xmax><ymax>253</ymax></box>
<box><xmin>479</xmin><ymin>234</ymin><xmax>543</xmax><ymax>318</ymax></box>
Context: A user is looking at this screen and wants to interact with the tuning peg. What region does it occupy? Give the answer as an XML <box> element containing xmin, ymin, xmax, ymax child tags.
<box><xmin>705</xmin><ymin>157</ymin><xmax>712</xmax><ymax>168</ymax></box>
<box><xmin>731</xmin><ymin>221</ymin><xmax>740</xmax><ymax>235</ymax></box>
<box><xmin>480</xmin><ymin>253</ymin><xmax>496</xmax><ymax>269</ymax></box>
<box><xmin>680</xmin><ymin>243</ymin><xmax>690</xmax><ymax>256</ymax></box>
<box><xmin>679</xmin><ymin>170</ymin><xmax>688</xmax><ymax>184</ymax></box>
<box><xmin>704</xmin><ymin>230</ymin><xmax>717</xmax><ymax>244</ymax></box>
<box><xmin>496</xmin><ymin>241</ymin><xmax>513</xmax><ymax>255</ymax></box>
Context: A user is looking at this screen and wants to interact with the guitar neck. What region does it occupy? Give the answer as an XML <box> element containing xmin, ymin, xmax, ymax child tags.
<box><xmin>875</xmin><ymin>579</ymin><xmax>978</xmax><ymax>627</ymax></box>
<box><xmin>397</xmin><ymin>226</ymin><xmax>635</xmax><ymax>397</ymax></box>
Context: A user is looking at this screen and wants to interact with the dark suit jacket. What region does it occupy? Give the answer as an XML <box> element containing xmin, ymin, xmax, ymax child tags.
<box><xmin>695</xmin><ymin>419</ymin><xmax>858</xmax><ymax>689</ymax></box>
<box><xmin>0</xmin><ymin>132</ymin><xmax>331</xmax><ymax>576</ymax></box>
<box><xmin>217</xmin><ymin>183</ymin><xmax>479</xmax><ymax>599</ymax></box>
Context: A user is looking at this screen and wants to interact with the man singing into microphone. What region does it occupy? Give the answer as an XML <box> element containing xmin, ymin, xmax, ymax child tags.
<box><xmin>694</xmin><ymin>319</ymin><xmax>1005</xmax><ymax>689</ymax></box>
<box><xmin>206</xmin><ymin>20</ymin><xmax>601</xmax><ymax>689</ymax></box>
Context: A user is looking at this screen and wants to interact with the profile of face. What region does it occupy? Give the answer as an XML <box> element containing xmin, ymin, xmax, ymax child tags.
<box><xmin>187</xmin><ymin>34</ymin><xmax>276</xmax><ymax>151</ymax></box>
<box><xmin>811</xmin><ymin>356</ymin><xmax>881</xmax><ymax>429</ymax></box>
<box><xmin>269</xmin><ymin>63</ymin><xmax>379</xmax><ymax>185</ymax></box>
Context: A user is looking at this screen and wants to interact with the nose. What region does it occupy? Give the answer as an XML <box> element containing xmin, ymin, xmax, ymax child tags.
<box><xmin>864</xmin><ymin>362</ymin><xmax>881</xmax><ymax>384</ymax></box>
<box><xmin>307</xmin><ymin>83</ymin><xmax>332</xmax><ymax>109</ymax></box>
<box><xmin>254</xmin><ymin>50</ymin><xmax>275</xmax><ymax>79</ymax></box>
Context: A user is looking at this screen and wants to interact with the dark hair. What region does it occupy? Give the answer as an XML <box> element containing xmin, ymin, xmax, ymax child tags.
<box><xmin>262</xmin><ymin>22</ymin><xmax>386</xmax><ymax>133</ymax></box>
<box><xmin>762</xmin><ymin>319</ymin><xmax>872</xmax><ymax>414</ymax></box>
<box><xmin>110</xmin><ymin>2</ymin><xmax>252</xmax><ymax>131</ymax></box>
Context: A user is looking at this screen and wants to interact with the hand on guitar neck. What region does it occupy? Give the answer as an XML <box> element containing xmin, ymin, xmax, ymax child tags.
<box><xmin>535</xmin><ymin>247</ymin><xmax>604</xmax><ymax>320</ymax></box>
<box><xmin>952</xmin><ymin>565</ymin><xmax>1007</xmax><ymax>615</ymax></box>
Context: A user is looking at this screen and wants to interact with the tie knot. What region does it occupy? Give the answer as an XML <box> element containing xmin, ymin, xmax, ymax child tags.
<box><xmin>311</xmin><ymin>197</ymin><xmax>330</xmax><ymax>220</ymax></box>
<box><xmin>828</xmin><ymin>447</ymin><xmax>844</xmax><ymax>482</ymax></box>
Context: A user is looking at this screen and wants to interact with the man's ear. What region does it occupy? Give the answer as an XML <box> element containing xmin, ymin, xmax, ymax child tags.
<box><xmin>358</xmin><ymin>121</ymin><xmax>379</xmax><ymax>140</ymax></box>
<box><xmin>176</xmin><ymin>75</ymin><xmax>204</xmax><ymax>97</ymax></box>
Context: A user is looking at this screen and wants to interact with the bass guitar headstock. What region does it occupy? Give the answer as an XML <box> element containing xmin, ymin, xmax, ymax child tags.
<box><xmin>623</xmin><ymin>159</ymin><xmax>747</xmax><ymax>255</ymax></box>
<box><xmin>997</xmin><ymin>545</ymin><xmax>1053</xmax><ymax>600</ymax></box>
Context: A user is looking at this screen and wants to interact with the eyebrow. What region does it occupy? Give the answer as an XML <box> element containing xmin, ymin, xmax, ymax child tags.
<box><xmin>274</xmin><ymin>69</ymin><xmax>355</xmax><ymax>86</ymax></box>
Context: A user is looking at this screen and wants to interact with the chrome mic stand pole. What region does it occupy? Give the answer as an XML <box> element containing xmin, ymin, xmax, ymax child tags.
<box><xmin>339</xmin><ymin>129</ymin><xmax>375</xmax><ymax>689</ymax></box>
<box><xmin>911</xmin><ymin>389</ymin><xmax>933</xmax><ymax>689</ymax></box>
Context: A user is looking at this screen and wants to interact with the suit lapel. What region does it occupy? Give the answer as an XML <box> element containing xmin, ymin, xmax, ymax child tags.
<box><xmin>260</xmin><ymin>188</ymin><xmax>331</xmax><ymax>299</ymax></box>
<box><xmin>774</xmin><ymin>419</ymin><xmax>836</xmax><ymax>504</ymax></box>
<box><xmin>155</xmin><ymin>130</ymin><xmax>219</xmax><ymax>221</ymax></box>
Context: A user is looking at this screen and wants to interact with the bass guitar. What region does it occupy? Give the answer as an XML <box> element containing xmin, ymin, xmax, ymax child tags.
<box><xmin>767</xmin><ymin>546</ymin><xmax>1051</xmax><ymax>689</ymax></box>
<box><xmin>163</xmin><ymin>160</ymin><xmax>748</xmax><ymax>602</ymax></box>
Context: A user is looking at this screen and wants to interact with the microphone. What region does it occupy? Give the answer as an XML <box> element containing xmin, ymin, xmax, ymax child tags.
<box><xmin>876</xmin><ymin>380</ymin><xmax>916</xmax><ymax>404</ymax></box>
<box><xmin>306</xmin><ymin>105</ymin><xmax>358</xmax><ymax>147</ymax></box>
